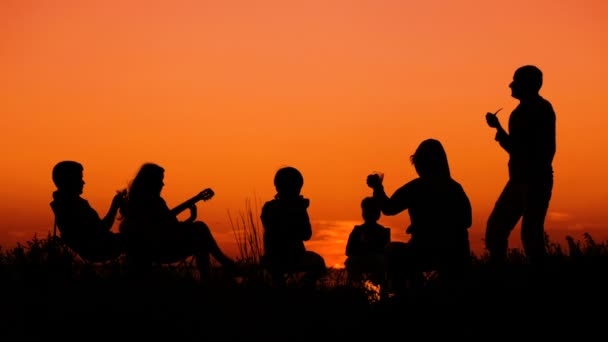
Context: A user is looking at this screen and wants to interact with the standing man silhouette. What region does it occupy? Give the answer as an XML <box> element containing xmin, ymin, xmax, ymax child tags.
<box><xmin>485</xmin><ymin>65</ymin><xmax>556</xmax><ymax>265</ymax></box>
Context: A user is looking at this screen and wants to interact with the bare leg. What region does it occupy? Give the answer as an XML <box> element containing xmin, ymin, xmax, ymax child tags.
<box><xmin>300</xmin><ymin>251</ymin><xmax>326</xmax><ymax>288</ymax></box>
<box><xmin>193</xmin><ymin>221</ymin><xmax>236</xmax><ymax>270</ymax></box>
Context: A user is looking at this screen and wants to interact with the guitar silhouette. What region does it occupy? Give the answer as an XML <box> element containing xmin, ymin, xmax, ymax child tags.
<box><xmin>170</xmin><ymin>188</ymin><xmax>215</xmax><ymax>216</ymax></box>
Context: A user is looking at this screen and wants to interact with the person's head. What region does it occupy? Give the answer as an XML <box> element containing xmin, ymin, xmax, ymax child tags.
<box><xmin>510</xmin><ymin>65</ymin><xmax>543</xmax><ymax>100</ymax></box>
<box><xmin>52</xmin><ymin>161</ymin><xmax>84</xmax><ymax>195</ymax></box>
<box><xmin>128</xmin><ymin>163</ymin><xmax>165</xmax><ymax>199</ymax></box>
<box><xmin>361</xmin><ymin>196</ymin><xmax>381</xmax><ymax>223</ymax></box>
<box><xmin>273</xmin><ymin>166</ymin><xmax>304</xmax><ymax>198</ymax></box>
<box><xmin>410</xmin><ymin>139</ymin><xmax>451</xmax><ymax>179</ymax></box>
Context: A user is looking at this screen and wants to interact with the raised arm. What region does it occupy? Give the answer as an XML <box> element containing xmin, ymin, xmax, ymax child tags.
<box><xmin>367</xmin><ymin>173</ymin><xmax>411</xmax><ymax>216</ymax></box>
<box><xmin>486</xmin><ymin>111</ymin><xmax>511</xmax><ymax>153</ymax></box>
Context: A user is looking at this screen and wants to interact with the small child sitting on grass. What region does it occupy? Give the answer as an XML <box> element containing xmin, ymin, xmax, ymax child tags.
<box><xmin>345</xmin><ymin>196</ymin><xmax>390</xmax><ymax>285</ymax></box>
<box><xmin>260</xmin><ymin>166</ymin><xmax>327</xmax><ymax>288</ymax></box>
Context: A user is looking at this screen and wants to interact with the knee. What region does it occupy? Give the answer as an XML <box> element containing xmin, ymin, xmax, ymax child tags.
<box><xmin>193</xmin><ymin>221</ymin><xmax>211</xmax><ymax>232</ymax></box>
<box><xmin>192</xmin><ymin>221</ymin><xmax>213</xmax><ymax>238</ymax></box>
<box><xmin>314</xmin><ymin>253</ymin><xmax>327</xmax><ymax>270</ymax></box>
<box><xmin>309</xmin><ymin>252</ymin><xmax>327</xmax><ymax>272</ymax></box>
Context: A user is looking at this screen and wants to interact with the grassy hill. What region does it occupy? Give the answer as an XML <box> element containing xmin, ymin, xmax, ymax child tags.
<box><xmin>1</xmin><ymin>232</ymin><xmax>607</xmax><ymax>341</ymax></box>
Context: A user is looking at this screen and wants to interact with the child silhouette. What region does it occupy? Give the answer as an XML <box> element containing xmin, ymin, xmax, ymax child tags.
<box><xmin>345</xmin><ymin>196</ymin><xmax>390</xmax><ymax>285</ymax></box>
<box><xmin>260</xmin><ymin>166</ymin><xmax>327</xmax><ymax>288</ymax></box>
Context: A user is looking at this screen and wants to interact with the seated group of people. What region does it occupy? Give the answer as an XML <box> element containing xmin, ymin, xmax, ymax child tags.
<box><xmin>49</xmin><ymin>161</ymin><xmax>328</xmax><ymax>286</ymax></box>
<box><xmin>50</xmin><ymin>161</ymin><xmax>237</xmax><ymax>279</ymax></box>
<box><xmin>50</xmin><ymin>138</ymin><xmax>473</xmax><ymax>291</ymax></box>
<box><xmin>345</xmin><ymin>138</ymin><xmax>473</xmax><ymax>290</ymax></box>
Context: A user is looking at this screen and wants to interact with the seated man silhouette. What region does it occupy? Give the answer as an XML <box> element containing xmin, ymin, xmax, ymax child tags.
<box><xmin>345</xmin><ymin>196</ymin><xmax>390</xmax><ymax>285</ymax></box>
<box><xmin>49</xmin><ymin>160</ymin><xmax>124</xmax><ymax>262</ymax></box>
<box><xmin>260</xmin><ymin>166</ymin><xmax>327</xmax><ymax>288</ymax></box>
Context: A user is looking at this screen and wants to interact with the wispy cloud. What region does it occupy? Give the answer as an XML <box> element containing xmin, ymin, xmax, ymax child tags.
<box><xmin>311</xmin><ymin>219</ymin><xmax>359</xmax><ymax>241</ymax></box>
<box><xmin>307</xmin><ymin>219</ymin><xmax>362</xmax><ymax>268</ymax></box>
<box><xmin>547</xmin><ymin>211</ymin><xmax>571</xmax><ymax>222</ymax></box>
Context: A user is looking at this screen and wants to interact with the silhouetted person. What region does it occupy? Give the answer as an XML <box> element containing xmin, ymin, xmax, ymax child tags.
<box><xmin>345</xmin><ymin>196</ymin><xmax>390</xmax><ymax>285</ymax></box>
<box><xmin>367</xmin><ymin>139</ymin><xmax>472</xmax><ymax>290</ymax></box>
<box><xmin>485</xmin><ymin>65</ymin><xmax>556</xmax><ymax>265</ymax></box>
<box><xmin>49</xmin><ymin>160</ymin><xmax>124</xmax><ymax>262</ymax></box>
<box><xmin>118</xmin><ymin>163</ymin><xmax>236</xmax><ymax>279</ymax></box>
<box><xmin>260</xmin><ymin>166</ymin><xmax>327</xmax><ymax>288</ymax></box>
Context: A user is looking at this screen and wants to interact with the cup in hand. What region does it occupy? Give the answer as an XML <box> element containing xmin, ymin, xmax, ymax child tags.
<box><xmin>367</xmin><ymin>172</ymin><xmax>384</xmax><ymax>189</ymax></box>
<box><xmin>373</xmin><ymin>171</ymin><xmax>384</xmax><ymax>182</ymax></box>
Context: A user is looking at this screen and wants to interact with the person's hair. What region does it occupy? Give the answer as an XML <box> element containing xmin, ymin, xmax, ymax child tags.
<box><xmin>515</xmin><ymin>65</ymin><xmax>543</xmax><ymax>92</ymax></box>
<box><xmin>274</xmin><ymin>166</ymin><xmax>304</xmax><ymax>196</ymax></box>
<box><xmin>119</xmin><ymin>163</ymin><xmax>165</xmax><ymax>220</ymax></box>
<box><xmin>410</xmin><ymin>139</ymin><xmax>451</xmax><ymax>178</ymax></box>
<box><xmin>127</xmin><ymin>163</ymin><xmax>165</xmax><ymax>200</ymax></box>
<box><xmin>361</xmin><ymin>196</ymin><xmax>381</xmax><ymax>221</ymax></box>
<box><xmin>52</xmin><ymin>160</ymin><xmax>83</xmax><ymax>189</ymax></box>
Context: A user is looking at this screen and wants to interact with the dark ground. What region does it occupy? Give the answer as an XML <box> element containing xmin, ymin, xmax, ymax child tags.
<box><xmin>1</xmin><ymin>259</ymin><xmax>607</xmax><ymax>342</ymax></box>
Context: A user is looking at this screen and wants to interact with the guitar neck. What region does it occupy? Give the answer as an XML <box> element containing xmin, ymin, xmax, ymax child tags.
<box><xmin>170</xmin><ymin>190</ymin><xmax>212</xmax><ymax>216</ymax></box>
<box><xmin>171</xmin><ymin>197</ymin><xmax>197</xmax><ymax>216</ymax></box>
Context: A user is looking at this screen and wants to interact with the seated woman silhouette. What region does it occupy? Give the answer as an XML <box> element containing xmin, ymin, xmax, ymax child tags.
<box><xmin>367</xmin><ymin>139</ymin><xmax>472</xmax><ymax>290</ymax></box>
<box><xmin>49</xmin><ymin>160</ymin><xmax>124</xmax><ymax>262</ymax></box>
<box><xmin>260</xmin><ymin>166</ymin><xmax>327</xmax><ymax>287</ymax></box>
<box><xmin>345</xmin><ymin>196</ymin><xmax>391</xmax><ymax>285</ymax></box>
<box><xmin>118</xmin><ymin>163</ymin><xmax>235</xmax><ymax>278</ymax></box>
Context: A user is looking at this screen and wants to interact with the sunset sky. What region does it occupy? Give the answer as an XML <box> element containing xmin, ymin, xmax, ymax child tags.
<box><xmin>1</xmin><ymin>0</ymin><xmax>607</xmax><ymax>268</ymax></box>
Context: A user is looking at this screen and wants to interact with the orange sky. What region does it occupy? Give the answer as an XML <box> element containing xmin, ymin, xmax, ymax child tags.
<box><xmin>1</xmin><ymin>0</ymin><xmax>607</xmax><ymax>268</ymax></box>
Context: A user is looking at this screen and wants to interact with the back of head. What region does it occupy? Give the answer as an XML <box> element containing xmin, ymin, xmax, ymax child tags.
<box><xmin>515</xmin><ymin>65</ymin><xmax>543</xmax><ymax>93</ymax></box>
<box><xmin>52</xmin><ymin>160</ymin><xmax>83</xmax><ymax>190</ymax></box>
<box><xmin>410</xmin><ymin>139</ymin><xmax>451</xmax><ymax>179</ymax></box>
<box><xmin>274</xmin><ymin>166</ymin><xmax>304</xmax><ymax>198</ymax></box>
<box><xmin>361</xmin><ymin>196</ymin><xmax>381</xmax><ymax>222</ymax></box>
<box><xmin>128</xmin><ymin>163</ymin><xmax>165</xmax><ymax>199</ymax></box>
